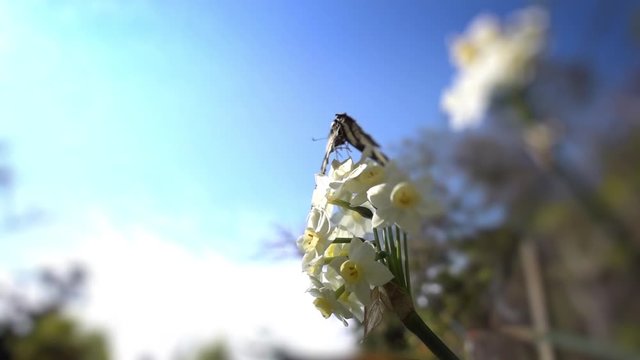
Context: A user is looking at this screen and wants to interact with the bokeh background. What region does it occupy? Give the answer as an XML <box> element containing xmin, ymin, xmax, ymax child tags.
<box><xmin>1</xmin><ymin>0</ymin><xmax>639</xmax><ymax>359</ymax></box>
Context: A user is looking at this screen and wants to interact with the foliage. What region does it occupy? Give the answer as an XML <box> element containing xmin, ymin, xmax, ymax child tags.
<box><xmin>400</xmin><ymin>35</ymin><xmax>640</xmax><ymax>360</ymax></box>
<box><xmin>191</xmin><ymin>340</ymin><xmax>229</xmax><ymax>360</ymax></box>
<box><xmin>0</xmin><ymin>265</ymin><xmax>111</xmax><ymax>360</ymax></box>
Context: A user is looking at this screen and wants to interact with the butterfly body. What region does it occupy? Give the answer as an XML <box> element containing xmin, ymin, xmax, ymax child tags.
<box><xmin>320</xmin><ymin>113</ymin><xmax>388</xmax><ymax>174</ymax></box>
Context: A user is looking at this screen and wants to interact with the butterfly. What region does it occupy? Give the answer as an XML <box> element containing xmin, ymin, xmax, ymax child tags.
<box><xmin>320</xmin><ymin>113</ymin><xmax>388</xmax><ymax>174</ymax></box>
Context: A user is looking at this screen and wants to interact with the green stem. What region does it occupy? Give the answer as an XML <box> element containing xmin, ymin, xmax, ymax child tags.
<box><xmin>331</xmin><ymin>237</ymin><xmax>360</xmax><ymax>244</ymax></box>
<box><xmin>327</xmin><ymin>199</ymin><xmax>373</xmax><ymax>219</ymax></box>
<box><xmin>402</xmin><ymin>232</ymin><xmax>411</xmax><ymax>295</ymax></box>
<box><xmin>402</xmin><ymin>310</ymin><xmax>460</xmax><ymax>360</ymax></box>
<box><xmin>373</xmin><ymin>228</ymin><xmax>387</xmax><ymax>266</ymax></box>
<box><xmin>386</xmin><ymin>227</ymin><xmax>399</xmax><ymax>277</ymax></box>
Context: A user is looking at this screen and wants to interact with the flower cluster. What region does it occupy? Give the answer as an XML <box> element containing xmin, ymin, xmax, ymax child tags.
<box><xmin>441</xmin><ymin>6</ymin><xmax>548</xmax><ymax>130</ymax></box>
<box><xmin>299</xmin><ymin>157</ymin><xmax>440</xmax><ymax>325</ymax></box>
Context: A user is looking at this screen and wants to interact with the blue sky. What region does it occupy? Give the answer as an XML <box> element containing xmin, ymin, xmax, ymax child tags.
<box><xmin>0</xmin><ymin>0</ymin><xmax>635</xmax><ymax>260</ymax></box>
<box><xmin>1</xmin><ymin>1</ymin><xmax>637</xmax><ymax>358</ymax></box>
<box><xmin>0</xmin><ymin>0</ymin><xmax>509</xmax><ymax>260</ymax></box>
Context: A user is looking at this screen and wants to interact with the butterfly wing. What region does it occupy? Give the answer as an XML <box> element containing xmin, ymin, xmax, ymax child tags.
<box><xmin>335</xmin><ymin>113</ymin><xmax>388</xmax><ymax>166</ymax></box>
<box><xmin>320</xmin><ymin>119</ymin><xmax>345</xmax><ymax>174</ymax></box>
<box><xmin>320</xmin><ymin>113</ymin><xmax>388</xmax><ymax>174</ymax></box>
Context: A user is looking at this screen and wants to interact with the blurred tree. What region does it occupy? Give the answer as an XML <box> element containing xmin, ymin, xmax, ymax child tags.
<box><xmin>399</xmin><ymin>56</ymin><xmax>640</xmax><ymax>360</ymax></box>
<box><xmin>0</xmin><ymin>265</ymin><xmax>111</xmax><ymax>360</ymax></box>
<box><xmin>0</xmin><ymin>144</ymin><xmax>110</xmax><ymax>360</ymax></box>
<box><xmin>6</xmin><ymin>311</ymin><xmax>110</xmax><ymax>360</ymax></box>
<box><xmin>269</xmin><ymin>4</ymin><xmax>640</xmax><ymax>359</ymax></box>
<box><xmin>192</xmin><ymin>340</ymin><xmax>229</xmax><ymax>360</ymax></box>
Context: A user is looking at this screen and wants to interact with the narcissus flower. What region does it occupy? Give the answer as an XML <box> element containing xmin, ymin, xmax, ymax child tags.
<box><xmin>337</xmin><ymin>160</ymin><xmax>387</xmax><ymax>206</ymax></box>
<box><xmin>441</xmin><ymin>6</ymin><xmax>548</xmax><ymax>130</ymax></box>
<box><xmin>299</xmin><ymin>208</ymin><xmax>334</xmax><ymax>275</ymax></box>
<box><xmin>307</xmin><ymin>277</ymin><xmax>353</xmax><ymax>326</ymax></box>
<box><xmin>330</xmin><ymin>203</ymin><xmax>373</xmax><ymax>238</ymax></box>
<box><xmin>337</xmin><ymin>290</ymin><xmax>364</xmax><ymax>322</ymax></box>
<box><xmin>311</xmin><ymin>158</ymin><xmax>355</xmax><ymax>210</ymax></box>
<box><xmin>367</xmin><ymin>179</ymin><xmax>441</xmax><ymax>235</ymax></box>
<box><xmin>331</xmin><ymin>238</ymin><xmax>394</xmax><ymax>305</ymax></box>
<box><xmin>297</xmin><ymin>207</ymin><xmax>332</xmax><ymax>255</ymax></box>
<box><xmin>302</xmin><ymin>155</ymin><xmax>436</xmax><ymax>328</ymax></box>
<box><xmin>311</xmin><ymin>174</ymin><xmax>332</xmax><ymax>211</ymax></box>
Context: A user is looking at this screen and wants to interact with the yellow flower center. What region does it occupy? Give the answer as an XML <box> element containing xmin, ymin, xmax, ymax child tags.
<box><xmin>390</xmin><ymin>182</ymin><xmax>421</xmax><ymax>209</ymax></box>
<box><xmin>453</xmin><ymin>39</ymin><xmax>478</xmax><ymax>67</ymax></box>
<box><xmin>302</xmin><ymin>229</ymin><xmax>319</xmax><ymax>253</ymax></box>
<box><xmin>340</xmin><ymin>260</ymin><xmax>362</xmax><ymax>284</ymax></box>
<box><xmin>313</xmin><ymin>298</ymin><xmax>333</xmax><ymax>318</ymax></box>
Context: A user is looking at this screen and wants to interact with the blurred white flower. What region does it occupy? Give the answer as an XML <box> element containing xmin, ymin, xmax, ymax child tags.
<box><xmin>441</xmin><ymin>6</ymin><xmax>548</xmax><ymax>130</ymax></box>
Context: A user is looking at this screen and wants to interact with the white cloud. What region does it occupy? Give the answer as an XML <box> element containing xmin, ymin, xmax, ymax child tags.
<box><xmin>17</xmin><ymin>213</ymin><xmax>356</xmax><ymax>360</ymax></box>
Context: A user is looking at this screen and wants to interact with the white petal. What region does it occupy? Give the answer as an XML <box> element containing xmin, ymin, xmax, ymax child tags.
<box><xmin>364</xmin><ymin>261</ymin><xmax>394</xmax><ymax>286</ymax></box>
<box><xmin>372</xmin><ymin>213</ymin><xmax>385</xmax><ymax>228</ymax></box>
<box><xmin>350</xmin><ymin>239</ymin><xmax>376</xmax><ymax>264</ymax></box>
<box><xmin>349</xmin><ymin>192</ymin><xmax>369</xmax><ymax>206</ymax></box>
<box><xmin>309</xmin><ymin>276</ymin><xmax>324</xmax><ymax>289</ymax></box>
<box><xmin>328</xmin><ymin>256</ymin><xmax>347</xmax><ymax>273</ymax></box>
<box><xmin>351</xmin><ymin>281</ymin><xmax>372</xmax><ymax>306</ymax></box>
<box><xmin>367</xmin><ymin>183</ymin><xmax>392</xmax><ymax>208</ymax></box>
<box><xmin>373</xmin><ymin>208</ymin><xmax>396</xmax><ymax>229</ymax></box>
<box><xmin>347</xmin><ymin>237</ymin><xmax>364</xmax><ymax>259</ymax></box>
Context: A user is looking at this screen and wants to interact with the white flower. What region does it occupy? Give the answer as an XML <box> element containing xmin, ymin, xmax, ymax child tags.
<box><xmin>335</xmin><ymin>160</ymin><xmax>387</xmax><ymax>206</ymax></box>
<box><xmin>324</xmin><ymin>242</ymin><xmax>350</xmax><ymax>258</ymax></box>
<box><xmin>450</xmin><ymin>15</ymin><xmax>501</xmax><ymax>70</ymax></box>
<box><xmin>311</xmin><ymin>158</ymin><xmax>354</xmax><ymax>208</ymax></box>
<box><xmin>297</xmin><ymin>207</ymin><xmax>332</xmax><ymax>255</ymax></box>
<box><xmin>301</xmin><ymin>251</ymin><xmax>324</xmax><ymax>276</ymax></box>
<box><xmin>330</xmin><ymin>238</ymin><xmax>394</xmax><ymax>305</ymax></box>
<box><xmin>320</xmin><ymin>263</ymin><xmax>365</xmax><ymax>321</ymax></box>
<box><xmin>310</xmin><ymin>173</ymin><xmax>332</xmax><ymax>211</ymax></box>
<box><xmin>329</xmin><ymin>158</ymin><xmax>356</xmax><ymax>181</ymax></box>
<box><xmin>308</xmin><ymin>277</ymin><xmax>353</xmax><ymax>326</ymax></box>
<box><xmin>441</xmin><ymin>73</ymin><xmax>490</xmax><ymax>130</ymax></box>
<box><xmin>367</xmin><ymin>179</ymin><xmax>441</xmax><ymax>235</ymax></box>
<box><xmin>326</xmin><ymin>158</ymin><xmax>357</xmax><ymax>201</ymax></box>
<box><xmin>299</xmin><ymin>207</ymin><xmax>339</xmax><ymax>275</ymax></box>
<box><xmin>441</xmin><ymin>6</ymin><xmax>548</xmax><ymax>130</ymax></box>
<box><xmin>337</xmin><ymin>291</ymin><xmax>364</xmax><ymax>322</ymax></box>
<box><xmin>330</xmin><ymin>205</ymin><xmax>373</xmax><ymax>238</ymax></box>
